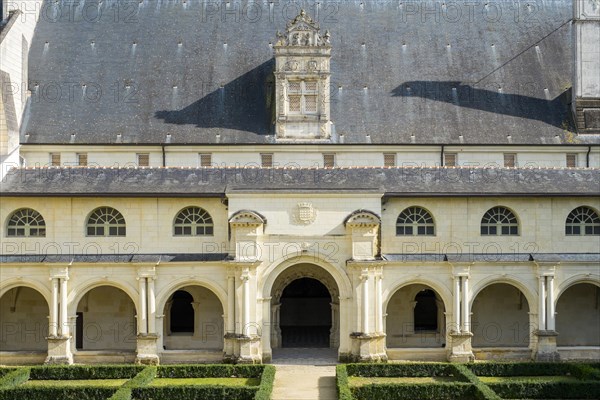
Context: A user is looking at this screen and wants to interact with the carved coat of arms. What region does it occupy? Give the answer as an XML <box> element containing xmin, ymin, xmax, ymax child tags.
<box><xmin>292</xmin><ymin>202</ymin><xmax>317</xmax><ymax>225</ymax></box>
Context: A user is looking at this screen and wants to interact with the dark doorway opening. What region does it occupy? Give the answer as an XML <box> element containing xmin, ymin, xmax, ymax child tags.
<box><xmin>170</xmin><ymin>290</ymin><xmax>194</xmax><ymax>333</ymax></box>
<box><xmin>414</xmin><ymin>289</ymin><xmax>438</xmax><ymax>331</ymax></box>
<box><xmin>280</xmin><ymin>278</ymin><xmax>332</xmax><ymax>348</ymax></box>
<box><xmin>76</xmin><ymin>312</ymin><xmax>83</xmax><ymax>350</ymax></box>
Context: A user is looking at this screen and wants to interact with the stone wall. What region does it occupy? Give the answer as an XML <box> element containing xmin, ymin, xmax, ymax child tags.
<box><xmin>0</xmin><ymin>287</ymin><xmax>48</xmax><ymax>351</ymax></box>
<box><xmin>556</xmin><ymin>283</ymin><xmax>600</xmax><ymax>346</ymax></box>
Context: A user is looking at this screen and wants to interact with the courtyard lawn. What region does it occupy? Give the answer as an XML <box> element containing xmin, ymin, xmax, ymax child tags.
<box><xmin>22</xmin><ymin>379</ymin><xmax>129</xmax><ymax>387</ymax></box>
<box><xmin>148</xmin><ymin>377</ymin><xmax>260</xmax><ymax>387</ymax></box>
<box><xmin>349</xmin><ymin>376</ymin><xmax>458</xmax><ymax>387</ymax></box>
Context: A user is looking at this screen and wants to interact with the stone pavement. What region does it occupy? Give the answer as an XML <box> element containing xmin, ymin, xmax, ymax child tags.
<box><xmin>271</xmin><ymin>348</ymin><xmax>338</xmax><ymax>400</ymax></box>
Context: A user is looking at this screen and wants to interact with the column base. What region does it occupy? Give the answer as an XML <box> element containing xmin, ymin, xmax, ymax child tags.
<box><xmin>223</xmin><ymin>334</ymin><xmax>262</xmax><ymax>364</ymax></box>
<box><xmin>45</xmin><ymin>336</ymin><xmax>73</xmax><ymax>365</ymax></box>
<box><xmin>349</xmin><ymin>332</ymin><xmax>388</xmax><ymax>362</ymax></box>
<box><xmin>447</xmin><ymin>331</ymin><xmax>475</xmax><ymax>363</ymax></box>
<box><xmin>136</xmin><ymin>334</ymin><xmax>160</xmax><ymax>365</ymax></box>
<box><xmin>534</xmin><ymin>330</ymin><xmax>560</xmax><ymax>362</ymax></box>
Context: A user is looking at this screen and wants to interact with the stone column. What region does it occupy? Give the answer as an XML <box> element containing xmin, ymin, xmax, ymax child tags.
<box><xmin>138</xmin><ymin>277</ymin><xmax>147</xmax><ymax>335</ymax></box>
<box><xmin>534</xmin><ymin>272</ymin><xmax>559</xmax><ymax>361</ymax></box>
<box><xmin>375</xmin><ymin>274</ymin><xmax>383</xmax><ymax>333</ymax></box>
<box><xmin>241</xmin><ymin>273</ymin><xmax>250</xmax><ymax>336</ymax></box>
<box><xmin>59</xmin><ymin>278</ymin><xmax>69</xmax><ymax>336</ymax></box>
<box><xmin>461</xmin><ymin>276</ymin><xmax>470</xmax><ymax>333</ymax></box>
<box><xmin>147</xmin><ymin>278</ymin><xmax>156</xmax><ymax>334</ymax></box>
<box><xmin>547</xmin><ymin>276</ymin><xmax>556</xmax><ymax>331</ymax></box>
<box><xmin>448</xmin><ymin>274</ymin><xmax>473</xmax><ymax>362</ymax></box>
<box><xmin>49</xmin><ymin>278</ymin><xmax>59</xmax><ymax>337</ymax></box>
<box><xmin>46</xmin><ymin>268</ymin><xmax>73</xmax><ymax>365</ymax></box>
<box><xmin>453</xmin><ymin>276</ymin><xmax>461</xmax><ymax>332</ymax></box>
<box><xmin>538</xmin><ymin>276</ymin><xmax>546</xmax><ymax>330</ymax></box>
<box><xmin>227</xmin><ymin>275</ymin><xmax>235</xmax><ymax>334</ymax></box>
<box><xmin>361</xmin><ymin>272</ymin><xmax>369</xmax><ymax>334</ymax></box>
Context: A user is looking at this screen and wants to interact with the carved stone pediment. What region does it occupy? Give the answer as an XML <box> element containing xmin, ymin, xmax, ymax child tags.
<box><xmin>229</xmin><ymin>210</ymin><xmax>267</xmax><ymax>227</ymax></box>
<box><xmin>275</xmin><ymin>9</ymin><xmax>331</xmax><ymax>48</ymax></box>
<box><xmin>344</xmin><ymin>210</ymin><xmax>381</xmax><ymax>228</ymax></box>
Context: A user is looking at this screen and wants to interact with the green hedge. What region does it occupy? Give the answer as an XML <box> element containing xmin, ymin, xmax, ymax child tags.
<box><xmin>132</xmin><ymin>385</ymin><xmax>258</xmax><ymax>400</ymax></box>
<box><xmin>453</xmin><ymin>364</ymin><xmax>501</xmax><ymax>400</ymax></box>
<box><xmin>254</xmin><ymin>365</ymin><xmax>275</xmax><ymax>400</ymax></box>
<box><xmin>158</xmin><ymin>364</ymin><xmax>265</xmax><ymax>379</ymax></box>
<box><xmin>466</xmin><ymin>362</ymin><xmax>581</xmax><ymax>377</ymax></box>
<box><xmin>29</xmin><ymin>365</ymin><xmax>144</xmax><ymax>380</ymax></box>
<box><xmin>336</xmin><ymin>365</ymin><xmax>353</xmax><ymax>400</ymax></box>
<box><xmin>351</xmin><ymin>382</ymin><xmax>477</xmax><ymax>400</ymax></box>
<box><xmin>572</xmin><ymin>364</ymin><xmax>600</xmax><ymax>381</ymax></box>
<box><xmin>109</xmin><ymin>366</ymin><xmax>157</xmax><ymax>400</ymax></box>
<box><xmin>488</xmin><ymin>380</ymin><xmax>600</xmax><ymax>399</ymax></box>
<box><xmin>0</xmin><ymin>367</ymin><xmax>30</xmax><ymax>389</ymax></box>
<box><xmin>346</xmin><ymin>363</ymin><xmax>469</xmax><ymax>380</ymax></box>
<box><xmin>0</xmin><ymin>386</ymin><xmax>117</xmax><ymax>400</ymax></box>
<box><xmin>0</xmin><ymin>369</ymin><xmax>16</xmax><ymax>379</ymax></box>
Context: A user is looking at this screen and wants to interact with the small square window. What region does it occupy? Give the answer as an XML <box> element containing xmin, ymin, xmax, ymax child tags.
<box><xmin>566</xmin><ymin>153</ymin><xmax>577</xmax><ymax>168</ymax></box>
<box><xmin>384</xmin><ymin>153</ymin><xmax>396</xmax><ymax>167</ymax></box>
<box><xmin>261</xmin><ymin>153</ymin><xmax>274</xmax><ymax>168</ymax></box>
<box><xmin>77</xmin><ymin>153</ymin><xmax>88</xmax><ymax>166</ymax></box>
<box><xmin>444</xmin><ymin>153</ymin><xmax>457</xmax><ymax>167</ymax></box>
<box><xmin>137</xmin><ymin>153</ymin><xmax>149</xmax><ymax>167</ymax></box>
<box><xmin>323</xmin><ymin>153</ymin><xmax>336</xmax><ymax>168</ymax></box>
<box><xmin>50</xmin><ymin>153</ymin><xmax>61</xmax><ymax>166</ymax></box>
<box><xmin>504</xmin><ymin>153</ymin><xmax>516</xmax><ymax>167</ymax></box>
<box><xmin>199</xmin><ymin>153</ymin><xmax>212</xmax><ymax>167</ymax></box>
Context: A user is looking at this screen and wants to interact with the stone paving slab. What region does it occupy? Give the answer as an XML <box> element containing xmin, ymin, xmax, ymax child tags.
<box><xmin>271</xmin><ymin>365</ymin><xmax>337</xmax><ymax>400</ymax></box>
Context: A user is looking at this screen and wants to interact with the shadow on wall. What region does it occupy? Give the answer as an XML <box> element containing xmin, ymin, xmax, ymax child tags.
<box><xmin>392</xmin><ymin>81</ymin><xmax>570</xmax><ymax>128</ymax></box>
<box><xmin>154</xmin><ymin>60</ymin><xmax>275</xmax><ymax>135</ymax></box>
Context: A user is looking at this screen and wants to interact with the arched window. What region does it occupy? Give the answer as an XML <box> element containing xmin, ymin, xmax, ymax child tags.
<box><xmin>396</xmin><ymin>206</ymin><xmax>435</xmax><ymax>236</ymax></box>
<box><xmin>86</xmin><ymin>207</ymin><xmax>126</xmax><ymax>237</ymax></box>
<box><xmin>6</xmin><ymin>208</ymin><xmax>46</xmax><ymax>237</ymax></box>
<box><xmin>481</xmin><ymin>207</ymin><xmax>519</xmax><ymax>235</ymax></box>
<box><xmin>174</xmin><ymin>207</ymin><xmax>214</xmax><ymax>236</ymax></box>
<box><xmin>414</xmin><ymin>290</ymin><xmax>438</xmax><ymax>331</ymax></box>
<box><xmin>170</xmin><ymin>290</ymin><xmax>194</xmax><ymax>334</ymax></box>
<box><xmin>566</xmin><ymin>206</ymin><xmax>600</xmax><ymax>236</ymax></box>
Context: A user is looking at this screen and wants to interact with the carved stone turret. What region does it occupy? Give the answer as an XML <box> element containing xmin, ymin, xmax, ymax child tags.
<box><xmin>274</xmin><ymin>10</ymin><xmax>332</xmax><ymax>141</ymax></box>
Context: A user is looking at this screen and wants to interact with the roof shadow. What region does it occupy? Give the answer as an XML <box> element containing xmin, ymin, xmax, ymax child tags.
<box><xmin>155</xmin><ymin>59</ymin><xmax>275</xmax><ymax>135</ymax></box>
<box><xmin>392</xmin><ymin>81</ymin><xmax>570</xmax><ymax>128</ymax></box>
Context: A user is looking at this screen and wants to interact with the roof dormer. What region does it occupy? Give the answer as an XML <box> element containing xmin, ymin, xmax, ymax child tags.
<box><xmin>273</xmin><ymin>10</ymin><xmax>332</xmax><ymax>141</ymax></box>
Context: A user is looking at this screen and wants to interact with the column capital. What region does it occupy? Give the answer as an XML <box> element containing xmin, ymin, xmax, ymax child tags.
<box><xmin>535</xmin><ymin>262</ymin><xmax>557</xmax><ymax>276</ymax></box>
<box><xmin>49</xmin><ymin>266</ymin><xmax>69</xmax><ymax>279</ymax></box>
<box><xmin>451</xmin><ymin>263</ymin><xmax>471</xmax><ymax>277</ymax></box>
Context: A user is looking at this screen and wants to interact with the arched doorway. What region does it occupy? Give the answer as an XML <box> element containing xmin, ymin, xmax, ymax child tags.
<box><xmin>471</xmin><ymin>283</ymin><xmax>530</xmax><ymax>348</ymax></box>
<box><xmin>386</xmin><ymin>284</ymin><xmax>446</xmax><ymax>348</ymax></box>
<box><xmin>0</xmin><ymin>287</ymin><xmax>49</xmax><ymax>351</ymax></box>
<box><xmin>75</xmin><ymin>286</ymin><xmax>137</xmax><ymax>351</ymax></box>
<box><xmin>270</xmin><ymin>263</ymin><xmax>340</xmax><ymax>350</ymax></box>
<box><xmin>556</xmin><ymin>283</ymin><xmax>599</xmax><ymax>346</ymax></box>
<box><xmin>280</xmin><ymin>278</ymin><xmax>332</xmax><ymax>347</ymax></box>
<box><xmin>163</xmin><ymin>285</ymin><xmax>224</xmax><ymax>350</ymax></box>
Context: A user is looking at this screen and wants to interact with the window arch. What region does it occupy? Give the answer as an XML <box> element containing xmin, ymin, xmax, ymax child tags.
<box><xmin>6</xmin><ymin>208</ymin><xmax>46</xmax><ymax>237</ymax></box>
<box><xmin>566</xmin><ymin>206</ymin><xmax>600</xmax><ymax>236</ymax></box>
<box><xmin>396</xmin><ymin>206</ymin><xmax>435</xmax><ymax>236</ymax></box>
<box><xmin>481</xmin><ymin>206</ymin><xmax>519</xmax><ymax>235</ymax></box>
<box><xmin>414</xmin><ymin>290</ymin><xmax>438</xmax><ymax>331</ymax></box>
<box><xmin>174</xmin><ymin>207</ymin><xmax>214</xmax><ymax>236</ymax></box>
<box><xmin>86</xmin><ymin>207</ymin><xmax>126</xmax><ymax>237</ymax></box>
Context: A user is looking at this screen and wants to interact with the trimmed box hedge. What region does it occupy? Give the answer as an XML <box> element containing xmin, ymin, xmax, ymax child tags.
<box><xmin>132</xmin><ymin>385</ymin><xmax>258</xmax><ymax>400</ymax></box>
<box><xmin>29</xmin><ymin>365</ymin><xmax>144</xmax><ymax>380</ymax></box>
<box><xmin>487</xmin><ymin>380</ymin><xmax>600</xmax><ymax>399</ymax></box>
<box><xmin>158</xmin><ymin>364</ymin><xmax>265</xmax><ymax>379</ymax></box>
<box><xmin>0</xmin><ymin>367</ymin><xmax>30</xmax><ymax>389</ymax></box>
<box><xmin>109</xmin><ymin>366</ymin><xmax>157</xmax><ymax>400</ymax></box>
<box><xmin>0</xmin><ymin>386</ymin><xmax>117</xmax><ymax>400</ymax></box>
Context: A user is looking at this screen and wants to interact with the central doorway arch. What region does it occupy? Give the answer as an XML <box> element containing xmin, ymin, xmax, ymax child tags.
<box><xmin>270</xmin><ymin>263</ymin><xmax>340</xmax><ymax>351</ymax></box>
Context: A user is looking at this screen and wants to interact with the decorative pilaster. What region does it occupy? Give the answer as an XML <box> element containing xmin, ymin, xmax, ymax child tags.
<box><xmin>136</xmin><ymin>266</ymin><xmax>159</xmax><ymax>365</ymax></box>
<box><xmin>534</xmin><ymin>263</ymin><xmax>560</xmax><ymax>361</ymax></box>
<box><xmin>45</xmin><ymin>267</ymin><xmax>72</xmax><ymax>365</ymax></box>
<box><xmin>348</xmin><ymin>263</ymin><xmax>386</xmax><ymax>362</ymax></box>
<box><xmin>448</xmin><ymin>264</ymin><xmax>474</xmax><ymax>362</ymax></box>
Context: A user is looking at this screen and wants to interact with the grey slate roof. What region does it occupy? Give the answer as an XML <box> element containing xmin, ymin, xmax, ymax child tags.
<box><xmin>0</xmin><ymin>253</ymin><xmax>230</xmax><ymax>264</ymax></box>
<box><xmin>383</xmin><ymin>253</ymin><xmax>600</xmax><ymax>263</ymax></box>
<box><xmin>1</xmin><ymin>166</ymin><xmax>599</xmax><ymax>196</ymax></box>
<box><xmin>21</xmin><ymin>0</ymin><xmax>599</xmax><ymax>145</ymax></box>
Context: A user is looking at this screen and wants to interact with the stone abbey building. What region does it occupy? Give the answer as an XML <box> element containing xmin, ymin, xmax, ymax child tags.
<box><xmin>0</xmin><ymin>0</ymin><xmax>599</xmax><ymax>365</ymax></box>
